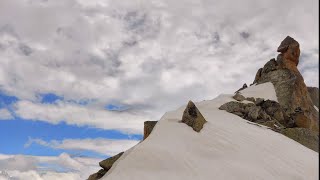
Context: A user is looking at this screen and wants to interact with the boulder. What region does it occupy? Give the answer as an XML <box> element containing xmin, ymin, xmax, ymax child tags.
<box><xmin>255</xmin><ymin>98</ymin><xmax>264</xmax><ymax>106</ymax></box>
<box><xmin>236</xmin><ymin>83</ymin><xmax>248</xmax><ymax>92</ymax></box>
<box><xmin>182</xmin><ymin>101</ymin><xmax>207</xmax><ymax>132</ymax></box>
<box><xmin>219</xmin><ymin>101</ymin><xmax>244</xmax><ymax>113</ymax></box>
<box><xmin>143</xmin><ymin>121</ymin><xmax>158</xmax><ymax>140</ymax></box>
<box><xmin>246</xmin><ymin>97</ymin><xmax>256</xmax><ymax>103</ymax></box>
<box><xmin>87</xmin><ymin>169</ymin><xmax>107</xmax><ymax>180</ymax></box>
<box><xmin>99</xmin><ymin>152</ymin><xmax>124</xmax><ymax>171</ymax></box>
<box><xmin>233</xmin><ymin>92</ymin><xmax>246</xmax><ymax>101</ymax></box>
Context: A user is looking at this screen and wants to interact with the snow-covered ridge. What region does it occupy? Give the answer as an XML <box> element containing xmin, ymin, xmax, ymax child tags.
<box><xmin>102</xmin><ymin>82</ymin><xmax>318</xmax><ymax>180</ymax></box>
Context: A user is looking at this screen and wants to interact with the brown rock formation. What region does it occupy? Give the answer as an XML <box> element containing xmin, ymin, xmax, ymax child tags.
<box><xmin>143</xmin><ymin>121</ymin><xmax>158</xmax><ymax>140</ymax></box>
<box><xmin>253</xmin><ymin>36</ymin><xmax>319</xmax><ymax>132</ymax></box>
<box><xmin>181</xmin><ymin>101</ymin><xmax>207</xmax><ymax>132</ymax></box>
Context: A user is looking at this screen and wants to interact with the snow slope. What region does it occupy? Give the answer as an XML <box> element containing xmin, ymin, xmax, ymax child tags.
<box><xmin>102</xmin><ymin>82</ymin><xmax>318</xmax><ymax>180</ymax></box>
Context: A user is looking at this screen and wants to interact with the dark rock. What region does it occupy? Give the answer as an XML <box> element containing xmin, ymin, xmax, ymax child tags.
<box><xmin>252</xmin><ymin>68</ymin><xmax>262</xmax><ymax>84</ymax></box>
<box><xmin>261</xmin><ymin>59</ymin><xmax>278</xmax><ymax>74</ymax></box>
<box><xmin>255</xmin><ymin>98</ymin><xmax>264</xmax><ymax>106</ymax></box>
<box><xmin>246</xmin><ymin>105</ymin><xmax>262</xmax><ymax>121</ymax></box>
<box><xmin>245</xmin><ymin>97</ymin><xmax>255</xmax><ymax>103</ymax></box>
<box><xmin>87</xmin><ymin>169</ymin><xmax>107</xmax><ymax>180</ymax></box>
<box><xmin>236</xmin><ymin>83</ymin><xmax>248</xmax><ymax>92</ymax></box>
<box><xmin>143</xmin><ymin>121</ymin><xmax>158</xmax><ymax>140</ymax></box>
<box><xmin>99</xmin><ymin>152</ymin><xmax>124</xmax><ymax>171</ymax></box>
<box><xmin>308</xmin><ymin>87</ymin><xmax>319</xmax><ymax>108</ymax></box>
<box><xmin>219</xmin><ymin>101</ymin><xmax>245</xmax><ymax>113</ymax></box>
<box><xmin>233</xmin><ymin>93</ymin><xmax>246</xmax><ymax>101</ymax></box>
<box><xmin>277</xmin><ymin>36</ymin><xmax>298</xmax><ymax>53</ymax></box>
<box><xmin>182</xmin><ymin>101</ymin><xmax>207</xmax><ymax>132</ymax></box>
<box><xmin>280</xmin><ymin>128</ymin><xmax>319</xmax><ymax>152</ymax></box>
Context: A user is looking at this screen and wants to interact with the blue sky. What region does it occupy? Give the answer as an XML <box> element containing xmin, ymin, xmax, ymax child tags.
<box><xmin>0</xmin><ymin>92</ymin><xmax>142</xmax><ymax>158</ymax></box>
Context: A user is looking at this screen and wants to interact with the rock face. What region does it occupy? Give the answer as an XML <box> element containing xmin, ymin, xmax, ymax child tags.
<box><xmin>253</xmin><ymin>36</ymin><xmax>318</xmax><ymax>132</ymax></box>
<box><xmin>87</xmin><ymin>169</ymin><xmax>107</xmax><ymax>180</ymax></box>
<box><xmin>280</xmin><ymin>128</ymin><xmax>319</xmax><ymax>152</ymax></box>
<box><xmin>99</xmin><ymin>152</ymin><xmax>124</xmax><ymax>171</ymax></box>
<box><xmin>181</xmin><ymin>101</ymin><xmax>207</xmax><ymax>132</ymax></box>
<box><xmin>308</xmin><ymin>87</ymin><xmax>319</xmax><ymax>108</ymax></box>
<box><xmin>143</xmin><ymin>121</ymin><xmax>158</xmax><ymax>140</ymax></box>
<box><xmin>88</xmin><ymin>152</ymin><xmax>124</xmax><ymax>180</ymax></box>
<box><xmin>219</xmin><ymin>99</ymin><xmax>291</xmax><ymax>129</ymax></box>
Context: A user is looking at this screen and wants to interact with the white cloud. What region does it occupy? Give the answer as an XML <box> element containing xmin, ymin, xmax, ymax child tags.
<box><xmin>14</xmin><ymin>100</ymin><xmax>149</xmax><ymax>133</ymax></box>
<box><xmin>0</xmin><ymin>108</ymin><xmax>13</xmax><ymax>120</ymax></box>
<box><xmin>25</xmin><ymin>138</ymin><xmax>139</xmax><ymax>156</ymax></box>
<box><xmin>0</xmin><ymin>0</ymin><xmax>318</xmax><ymax>132</ymax></box>
<box><xmin>0</xmin><ymin>153</ymin><xmax>100</xmax><ymax>180</ymax></box>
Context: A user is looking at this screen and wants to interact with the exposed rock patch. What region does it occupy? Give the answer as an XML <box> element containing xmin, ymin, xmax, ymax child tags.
<box><xmin>88</xmin><ymin>152</ymin><xmax>124</xmax><ymax>180</ymax></box>
<box><xmin>219</xmin><ymin>99</ymin><xmax>292</xmax><ymax>129</ymax></box>
<box><xmin>233</xmin><ymin>92</ymin><xmax>246</xmax><ymax>102</ymax></box>
<box><xmin>182</xmin><ymin>101</ymin><xmax>207</xmax><ymax>132</ymax></box>
<box><xmin>236</xmin><ymin>83</ymin><xmax>248</xmax><ymax>92</ymax></box>
<box><xmin>280</xmin><ymin>128</ymin><xmax>319</xmax><ymax>152</ymax></box>
<box><xmin>143</xmin><ymin>121</ymin><xmax>158</xmax><ymax>140</ymax></box>
<box><xmin>99</xmin><ymin>152</ymin><xmax>124</xmax><ymax>171</ymax></box>
<box><xmin>88</xmin><ymin>169</ymin><xmax>107</xmax><ymax>180</ymax></box>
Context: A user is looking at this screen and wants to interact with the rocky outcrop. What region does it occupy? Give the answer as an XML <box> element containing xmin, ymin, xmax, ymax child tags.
<box><xmin>219</xmin><ymin>99</ymin><xmax>292</xmax><ymax>130</ymax></box>
<box><xmin>87</xmin><ymin>152</ymin><xmax>124</xmax><ymax>180</ymax></box>
<box><xmin>99</xmin><ymin>152</ymin><xmax>124</xmax><ymax>171</ymax></box>
<box><xmin>280</xmin><ymin>128</ymin><xmax>319</xmax><ymax>152</ymax></box>
<box><xmin>308</xmin><ymin>87</ymin><xmax>319</xmax><ymax>108</ymax></box>
<box><xmin>233</xmin><ymin>92</ymin><xmax>246</xmax><ymax>101</ymax></box>
<box><xmin>181</xmin><ymin>101</ymin><xmax>207</xmax><ymax>132</ymax></box>
<box><xmin>88</xmin><ymin>169</ymin><xmax>107</xmax><ymax>180</ymax></box>
<box><xmin>252</xmin><ymin>36</ymin><xmax>318</xmax><ymax>132</ymax></box>
<box><xmin>143</xmin><ymin>121</ymin><xmax>158</xmax><ymax>140</ymax></box>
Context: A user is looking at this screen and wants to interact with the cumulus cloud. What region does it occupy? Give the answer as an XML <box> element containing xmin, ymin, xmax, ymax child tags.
<box><xmin>25</xmin><ymin>138</ymin><xmax>139</xmax><ymax>156</ymax></box>
<box><xmin>0</xmin><ymin>153</ymin><xmax>100</xmax><ymax>180</ymax></box>
<box><xmin>0</xmin><ymin>108</ymin><xmax>13</xmax><ymax>120</ymax></box>
<box><xmin>13</xmin><ymin>100</ymin><xmax>149</xmax><ymax>133</ymax></box>
<box><xmin>0</xmin><ymin>0</ymin><xmax>318</xmax><ymax>133</ymax></box>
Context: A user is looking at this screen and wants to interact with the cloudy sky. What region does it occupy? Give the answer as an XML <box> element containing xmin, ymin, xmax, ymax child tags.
<box><xmin>0</xmin><ymin>0</ymin><xmax>318</xmax><ymax>179</ymax></box>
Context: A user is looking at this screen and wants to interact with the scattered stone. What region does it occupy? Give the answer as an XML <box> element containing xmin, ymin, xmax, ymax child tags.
<box><xmin>87</xmin><ymin>169</ymin><xmax>107</xmax><ymax>180</ymax></box>
<box><xmin>280</xmin><ymin>128</ymin><xmax>319</xmax><ymax>152</ymax></box>
<box><xmin>236</xmin><ymin>83</ymin><xmax>248</xmax><ymax>92</ymax></box>
<box><xmin>219</xmin><ymin>101</ymin><xmax>244</xmax><ymax>113</ymax></box>
<box><xmin>182</xmin><ymin>101</ymin><xmax>207</xmax><ymax>132</ymax></box>
<box><xmin>245</xmin><ymin>105</ymin><xmax>261</xmax><ymax>121</ymax></box>
<box><xmin>233</xmin><ymin>93</ymin><xmax>246</xmax><ymax>101</ymax></box>
<box><xmin>255</xmin><ymin>98</ymin><xmax>264</xmax><ymax>106</ymax></box>
<box><xmin>143</xmin><ymin>121</ymin><xmax>158</xmax><ymax>140</ymax></box>
<box><xmin>99</xmin><ymin>152</ymin><xmax>124</xmax><ymax>171</ymax></box>
<box><xmin>245</xmin><ymin>97</ymin><xmax>255</xmax><ymax>103</ymax></box>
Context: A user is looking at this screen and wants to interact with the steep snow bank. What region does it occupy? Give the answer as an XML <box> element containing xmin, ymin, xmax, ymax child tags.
<box><xmin>102</xmin><ymin>83</ymin><xmax>318</xmax><ymax>180</ymax></box>
<box><xmin>239</xmin><ymin>82</ymin><xmax>278</xmax><ymax>101</ymax></box>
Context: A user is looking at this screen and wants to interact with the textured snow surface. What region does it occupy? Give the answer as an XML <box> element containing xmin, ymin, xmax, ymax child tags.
<box><xmin>239</xmin><ymin>82</ymin><xmax>278</xmax><ymax>101</ymax></box>
<box><xmin>103</xmin><ymin>83</ymin><xmax>318</xmax><ymax>180</ymax></box>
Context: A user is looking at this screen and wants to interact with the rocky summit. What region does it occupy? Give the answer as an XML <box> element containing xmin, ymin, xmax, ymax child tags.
<box><xmin>88</xmin><ymin>36</ymin><xmax>319</xmax><ymax>180</ymax></box>
<box><xmin>252</xmin><ymin>36</ymin><xmax>318</xmax><ymax>132</ymax></box>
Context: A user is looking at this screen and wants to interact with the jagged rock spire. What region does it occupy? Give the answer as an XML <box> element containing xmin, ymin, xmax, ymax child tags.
<box><xmin>252</xmin><ymin>36</ymin><xmax>318</xmax><ymax>132</ymax></box>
